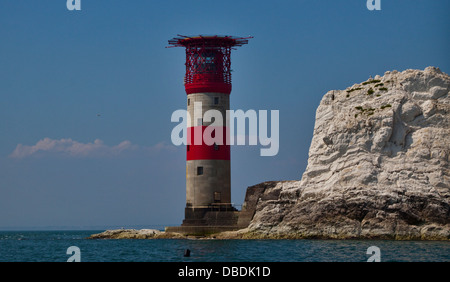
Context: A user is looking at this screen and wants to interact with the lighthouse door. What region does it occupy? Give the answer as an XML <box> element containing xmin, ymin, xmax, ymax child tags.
<box><xmin>214</xmin><ymin>192</ymin><xmax>221</xmax><ymax>203</ymax></box>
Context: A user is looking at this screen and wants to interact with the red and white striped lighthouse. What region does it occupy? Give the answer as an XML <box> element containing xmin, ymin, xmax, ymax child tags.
<box><xmin>168</xmin><ymin>35</ymin><xmax>251</xmax><ymax>227</ymax></box>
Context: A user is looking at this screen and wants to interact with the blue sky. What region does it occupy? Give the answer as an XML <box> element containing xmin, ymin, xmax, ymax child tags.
<box><xmin>0</xmin><ymin>0</ymin><xmax>449</xmax><ymax>229</ymax></box>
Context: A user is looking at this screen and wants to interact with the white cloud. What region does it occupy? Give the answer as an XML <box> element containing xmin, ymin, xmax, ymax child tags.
<box><xmin>9</xmin><ymin>138</ymin><xmax>173</xmax><ymax>159</ymax></box>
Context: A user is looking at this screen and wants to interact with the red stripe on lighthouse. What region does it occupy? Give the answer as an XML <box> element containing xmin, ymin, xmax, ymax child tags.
<box><xmin>187</xmin><ymin>126</ymin><xmax>230</xmax><ymax>160</ymax></box>
<box><xmin>185</xmin><ymin>82</ymin><xmax>231</xmax><ymax>95</ymax></box>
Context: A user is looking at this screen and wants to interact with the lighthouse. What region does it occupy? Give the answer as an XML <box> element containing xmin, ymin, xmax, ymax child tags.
<box><xmin>167</xmin><ymin>35</ymin><xmax>251</xmax><ymax>233</ymax></box>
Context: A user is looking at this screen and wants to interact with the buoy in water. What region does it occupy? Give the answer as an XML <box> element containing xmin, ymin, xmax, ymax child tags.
<box><xmin>184</xmin><ymin>249</ymin><xmax>191</xmax><ymax>257</ymax></box>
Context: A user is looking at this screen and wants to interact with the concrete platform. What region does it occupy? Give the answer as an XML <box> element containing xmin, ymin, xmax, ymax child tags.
<box><xmin>165</xmin><ymin>225</ymin><xmax>241</xmax><ymax>235</ymax></box>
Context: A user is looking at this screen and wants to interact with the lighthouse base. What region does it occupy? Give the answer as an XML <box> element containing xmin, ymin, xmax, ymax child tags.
<box><xmin>183</xmin><ymin>206</ymin><xmax>238</xmax><ymax>226</ymax></box>
<box><xmin>165</xmin><ymin>205</ymin><xmax>245</xmax><ymax>235</ymax></box>
<box><xmin>165</xmin><ymin>183</ymin><xmax>269</xmax><ymax>235</ymax></box>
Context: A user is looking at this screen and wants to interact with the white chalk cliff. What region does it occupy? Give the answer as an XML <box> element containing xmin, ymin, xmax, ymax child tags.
<box><xmin>244</xmin><ymin>67</ymin><xmax>449</xmax><ymax>239</ymax></box>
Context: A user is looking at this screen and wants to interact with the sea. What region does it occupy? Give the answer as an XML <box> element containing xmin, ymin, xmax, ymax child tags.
<box><xmin>0</xmin><ymin>230</ymin><xmax>449</xmax><ymax>262</ymax></box>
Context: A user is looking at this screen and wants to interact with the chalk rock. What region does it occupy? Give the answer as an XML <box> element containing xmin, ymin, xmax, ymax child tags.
<box><xmin>245</xmin><ymin>67</ymin><xmax>450</xmax><ymax>239</ymax></box>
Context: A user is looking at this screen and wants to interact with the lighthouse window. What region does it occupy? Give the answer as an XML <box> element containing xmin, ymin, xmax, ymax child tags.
<box><xmin>197</xmin><ymin>166</ymin><xmax>204</xmax><ymax>175</ymax></box>
<box><xmin>187</xmin><ymin>145</ymin><xmax>190</xmax><ymax>151</ymax></box>
<box><xmin>214</xmin><ymin>97</ymin><xmax>219</xmax><ymax>105</ymax></box>
<box><xmin>195</xmin><ymin>52</ymin><xmax>217</xmax><ymax>73</ymax></box>
<box><xmin>188</xmin><ymin>98</ymin><xmax>190</xmax><ymax>106</ymax></box>
<box><xmin>197</xmin><ymin>118</ymin><xmax>203</xmax><ymax>126</ymax></box>
<box><xmin>214</xmin><ymin>143</ymin><xmax>219</xmax><ymax>151</ymax></box>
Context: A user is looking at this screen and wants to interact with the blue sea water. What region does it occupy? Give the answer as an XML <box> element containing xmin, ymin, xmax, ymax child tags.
<box><xmin>0</xmin><ymin>230</ymin><xmax>449</xmax><ymax>262</ymax></box>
